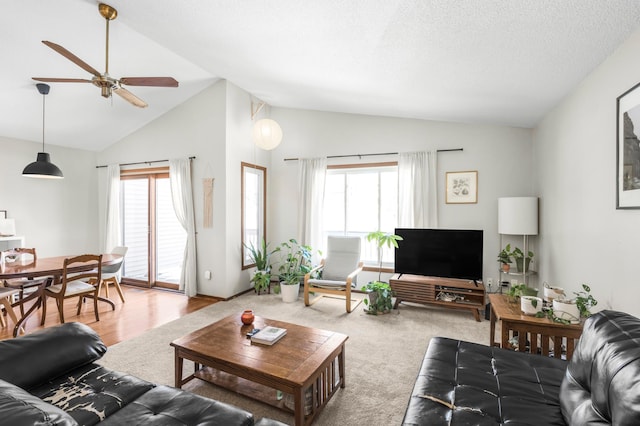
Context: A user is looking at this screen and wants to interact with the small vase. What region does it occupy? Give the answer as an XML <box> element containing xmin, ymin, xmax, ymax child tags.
<box><xmin>241</xmin><ymin>309</ymin><xmax>254</xmax><ymax>325</ymax></box>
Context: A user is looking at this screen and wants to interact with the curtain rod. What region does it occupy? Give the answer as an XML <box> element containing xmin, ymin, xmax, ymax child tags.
<box><xmin>283</xmin><ymin>148</ymin><xmax>462</xmax><ymax>162</ymax></box>
<box><xmin>96</xmin><ymin>156</ymin><xmax>196</xmax><ymax>169</ymax></box>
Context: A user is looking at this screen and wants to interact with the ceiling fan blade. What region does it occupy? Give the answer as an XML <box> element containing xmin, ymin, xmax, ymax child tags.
<box><xmin>32</xmin><ymin>77</ymin><xmax>92</xmax><ymax>83</ymax></box>
<box><xmin>113</xmin><ymin>86</ymin><xmax>148</xmax><ymax>108</ymax></box>
<box><xmin>42</xmin><ymin>40</ymin><xmax>102</xmax><ymax>78</ymax></box>
<box><xmin>120</xmin><ymin>77</ymin><xmax>179</xmax><ymax>87</ymax></box>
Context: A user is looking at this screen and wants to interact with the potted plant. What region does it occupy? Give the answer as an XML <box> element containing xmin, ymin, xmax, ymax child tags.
<box><xmin>244</xmin><ymin>238</ymin><xmax>275</xmax><ymax>294</ymax></box>
<box><xmin>360</xmin><ymin>231</ymin><xmax>403</xmax><ymax>314</ymax></box>
<box><xmin>276</xmin><ymin>239</ymin><xmax>316</xmax><ymax>302</ymax></box>
<box><xmin>497</xmin><ymin>244</ymin><xmax>513</xmax><ymax>272</ymax></box>
<box><xmin>537</xmin><ymin>284</ymin><xmax>597</xmax><ymax>324</ymax></box>
<box><xmin>506</xmin><ymin>282</ymin><xmax>538</xmax><ymax>303</ymax></box>
<box><xmin>511</xmin><ymin>247</ymin><xmax>534</xmax><ymax>273</ymax></box>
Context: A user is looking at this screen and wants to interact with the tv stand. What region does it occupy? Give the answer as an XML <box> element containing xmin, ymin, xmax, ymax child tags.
<box><xmin>389</xmin><ymin>274</ymin><xmax>486</xmax><ymax>321</ymax></box>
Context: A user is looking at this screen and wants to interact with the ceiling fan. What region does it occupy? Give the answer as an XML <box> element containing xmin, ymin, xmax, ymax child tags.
<box><xmin>32</xmin><ymin>3</ymin><xmax>178</xmax><ymax>108</ymax></box>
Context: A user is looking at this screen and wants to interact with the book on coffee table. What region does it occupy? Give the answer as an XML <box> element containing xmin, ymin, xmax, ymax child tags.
<box><xmin>251</xmin><ymin>326</ymin><xmax>287</xmax><ymax>345</ymax></box>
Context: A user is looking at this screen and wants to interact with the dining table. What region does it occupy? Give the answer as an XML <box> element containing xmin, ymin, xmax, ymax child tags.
<box><xmin>0</xmin><ymin>253</ymin><xmax>122</xmax><ymax>337</ymax></box>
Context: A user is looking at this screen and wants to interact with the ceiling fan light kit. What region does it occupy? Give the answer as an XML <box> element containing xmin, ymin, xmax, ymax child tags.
<box><xmin>31</xmin><ymin>3</ymin><xmax>178</xmax><ymax>108</ymax></box>
<box><xmin>23</xmin><ymin>83</ymin><xmax>64</xmax><ymax>179</ymax></box>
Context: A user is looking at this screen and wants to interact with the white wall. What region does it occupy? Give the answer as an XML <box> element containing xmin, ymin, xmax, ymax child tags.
<box><xmin>97</xmin><ymin>81</ymin><xmax>229</xmax><ymax>296</ymax></box>
<box><xmin>0</xmin><ymin>136</ymin><xmax>98</xmax><ymax>256</ymax></box>
<box><xmin>533</xmin><ymin>28</ymin><xmax>640</xmax><ymax>317</ymax></box>
<box><xmin>268</xmin><ymin>108</ymin><xmax>533</xmax><ymax>286</ymax></box>
<box><xmin>224</xmin><ymin>82</ymin><xmax>272</xmax><ymax>296</ymax></box>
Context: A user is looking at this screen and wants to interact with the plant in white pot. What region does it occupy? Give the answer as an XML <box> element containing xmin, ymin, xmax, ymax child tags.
<box><xmin>244</xmin><ymin>238</ymin><xmax>276</xmax><ymax>294</ymax></box>
<box><xmin>276</xmin><ymin>239</ymin><xmax>316</xmax><ymax>303</ymax></box>
<box><xmin>520</xmin><ymin>295</ymin><xmax>543</xmax><ymax>315</ymax></box>
<box><xmin>360</xmin><ymin>230</ymin><xmax>402</xmax><ymax>314</ymax></box>
<box><xmin>537</xmin><ymin>284</ymin><xmax>598</xmax><ymax>324</ymax></box>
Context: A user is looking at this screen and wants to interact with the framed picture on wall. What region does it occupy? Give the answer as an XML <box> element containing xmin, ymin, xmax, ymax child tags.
<box><xmin>445</xmin><ymin>171</ymin><xmax>478</xmax><ymax>204</ymax></box>
<box><xmin>617</xmin><ymin>81</ymin><xmax>640</xmax><ymax>209</ymax></box>
<box><xmin>0</xmin><ymin>210</ymin><xmax>5</xmax><ymax>219</ymax></box>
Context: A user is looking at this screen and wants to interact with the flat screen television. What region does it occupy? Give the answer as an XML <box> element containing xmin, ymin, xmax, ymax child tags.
<box><xmin>394</xmin><ymin>228</ymin><xmax>483</xmax><ymax>281</ymax></box>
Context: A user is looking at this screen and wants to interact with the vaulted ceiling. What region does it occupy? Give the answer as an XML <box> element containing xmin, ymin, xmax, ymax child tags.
<box><xmin>2</xmin><ymin>0</ymin><xmax>640</xmax><ymax>151</ymax></box>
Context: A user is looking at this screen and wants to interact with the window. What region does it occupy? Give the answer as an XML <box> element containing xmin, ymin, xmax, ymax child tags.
<box><xmin>323</xmin><ymin>163</ymin><xmax>398</xmax><ymax>266</ymax></box>
<box><xmin>241</xmin><ymin>162</ymin><xmax>266</xmax><ymax>269</ymax></box>
<box><xmin>120</xmin><ymin>168</ymin><xmax>187</xmax><ymax>289</ymax></box>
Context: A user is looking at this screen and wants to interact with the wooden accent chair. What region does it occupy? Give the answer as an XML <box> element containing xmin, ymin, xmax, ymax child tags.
<box><xmin>41</xmin><ymin>254</ymin><xmax>102</xmax><ymax>324</ymax></box>
<box><xmin>1</xmin><ymin>248</ymin><xmax>47</xmax><ymax>316</ymax></box>
<box><xmin>303</xmin><ymin>236</ymin><xmax>363</xmax><ymax>313</ymax></box>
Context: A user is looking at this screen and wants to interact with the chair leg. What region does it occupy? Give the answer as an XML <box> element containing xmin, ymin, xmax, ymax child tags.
<box><xmin>77</xmin><ymin>296</ymin><xmax>83</xmax><ymax>315</ymax></box>
<box><xmin>40</xmin><ymin>294</ymin><xmax>47</xmax><ymax>326</ymax></box>
<box><xmin>0</xmin><ymin>298</ymin><xmax>20</xmax><ymax>331</ymax></box>
<box><xmin>0</xmin><ymin>304</ymin><xmax>5</xmax><ymax>328</ymax></box>
<box><xmin>112</xmin><ymin>278</ymin><xmax>125</xmax><ymax>303</ymax></box>
<box><xmin>57</xmin><ymin>298</ymin><xmax>65</xmax><ymax>324</ymax></box>
<box><xmin>103</xmin><ymin>280</ymin><xmax>109</xmax><ymax>299</ymax></box>
<box><xmin>345</xmin><ymin>285</ymin><xmax>352</xmax><ymax>313</ymax></box>
<box><xmin>93</xmin><ymin>292</ymin><xmax>99</xmax><ymax>322</ymax></box>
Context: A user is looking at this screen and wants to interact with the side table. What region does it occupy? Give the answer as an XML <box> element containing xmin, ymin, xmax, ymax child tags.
<box><xmin>488</xmin><ymin>294</ymin><xmax>583</xmax><ymax>360</ymax></box>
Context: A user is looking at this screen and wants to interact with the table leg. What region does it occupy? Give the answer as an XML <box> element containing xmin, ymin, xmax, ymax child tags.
<box><xmin>97</xmin><ymin>296</ymin><xmax>116</xmax><ymax>310</ymax></box>
<box><xmin>293</xmin><ymin>387</ymin><xmax>304</xmax><ymax>426</ymax></box>
<box><xmin>175</xmin><ymin>350</ymin><xmax>184</xmax><ymax>388</ymax></box>
<box><xmin>338</xmin><ymin>345</ymin><xmax>346</xmax><ymax>389</ymax></box>
<box><xmin>490</xmin><ymin>304</ymin><xmax>496</xmax><ymax>346</ymax></box>
<box><xmin>501</xmin><ymin>320</ymin><xmax>509</xmax><ymax>350</ymax></box>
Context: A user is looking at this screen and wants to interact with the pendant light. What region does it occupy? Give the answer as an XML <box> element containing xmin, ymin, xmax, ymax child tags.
<box><xmin>251</xmin><ymin>99</ymin><xmax>283</xmax><ymax>150</ymax></box>
<box><xmin>22</xmin><ymin>83</ymin><xmax>64</xmax><ymax>179</ymax></box>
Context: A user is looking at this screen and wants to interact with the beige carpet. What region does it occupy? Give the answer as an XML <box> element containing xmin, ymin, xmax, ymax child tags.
<box><xmin>98</xmin><ymin>292</ymin><xmax>490</xmax><ymax>425</ymax></box>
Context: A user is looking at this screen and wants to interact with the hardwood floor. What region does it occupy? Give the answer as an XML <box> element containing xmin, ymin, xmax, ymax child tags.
<box><xmin>0</xmin><ymin>285</ymin><xmax>219</xmax><ymax>346</ymax></box>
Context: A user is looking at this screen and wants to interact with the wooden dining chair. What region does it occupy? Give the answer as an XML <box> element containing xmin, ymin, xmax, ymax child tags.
<box><xmin>41</xmin><ymin>254</ymin><xmax>102</xmax><ymax>325</ymax></box>
<box><xmin>0</xmin><ymin>287</ymin><xmax>20</xmax><ymax>330</ymax></box>
<box><xmin>1</xmin><ymin>248</ymin><xmax>48</xmax><ymax>316</ymax></box>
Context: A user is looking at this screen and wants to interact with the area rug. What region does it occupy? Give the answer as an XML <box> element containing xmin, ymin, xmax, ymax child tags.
<box><xmin>98</xmin><ymin>292</ymin><xmax>490</xmax><ymax>425</ymax></box>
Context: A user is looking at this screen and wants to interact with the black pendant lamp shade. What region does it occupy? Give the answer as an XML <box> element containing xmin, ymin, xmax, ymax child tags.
<box><xmin>22</xmin><ymin>83</ymin><xmax>63</xmax><ymax>179</ymax></box>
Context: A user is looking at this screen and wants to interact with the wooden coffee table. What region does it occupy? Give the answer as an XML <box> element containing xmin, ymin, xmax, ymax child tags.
<box><xmin>170</xmin><ymin>314</ymin><xmax>348</xmax><ymax>426</ymax></box>
<box><xmin>489</xmin><ymin>294</ymin><xmax>583</xmax><ymax>360</ymax></box>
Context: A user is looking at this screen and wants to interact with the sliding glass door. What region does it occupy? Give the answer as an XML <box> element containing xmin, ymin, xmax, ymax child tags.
<box><xmin>121</xmin><ymin>169</ymin><xmax>186</xmax><ymax>289</ymax></box>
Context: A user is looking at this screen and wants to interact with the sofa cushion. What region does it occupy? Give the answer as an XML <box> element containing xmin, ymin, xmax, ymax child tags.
<box><xmin>0</xmin><ymin>378</ymin><xmax>77</xmax><ymax>426</ymax></box>
<box><xmin>560</xmin><ymin>310</ymin><xmax>640</xmax><ymax>425</ymax></box>
<box><xmin>29</xmin><ymin>363</ymin><xmax>154</xmax><ymax>426</ymax></box>
<box><xmin>0</xmin><ymin>322</ymin><xmax>106</xmax><ymax>390</ymax></box>
<box><xmin>99</xmin><ymin>385</ymin><xmax>254</xmax><ymax>426</ymax></box>
<box><xmin>402</xmin><ymin>337</ymin><xmax>568</xmax><ymax>425</ymax></box>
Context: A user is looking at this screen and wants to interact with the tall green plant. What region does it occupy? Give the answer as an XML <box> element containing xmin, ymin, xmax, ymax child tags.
<box><xmin>366</xmin><ymin>231</ymin><xmax>403</xmax><ymax>282</ymax></box>
<box><xmin>243</xmin><ymin>238</ymin><xmax>275</xmax><ymax>271</ymax></box>
<box><xmin>277</xmin><ymin>239</ymin><xmax>316</xmax><ymax>285</ymax></box>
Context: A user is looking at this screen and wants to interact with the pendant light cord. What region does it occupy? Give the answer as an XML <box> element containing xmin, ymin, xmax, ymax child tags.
<box><xmin>42</xmin><ymin>92</ymin><xmax>46</xmax><ymax>152</ymax></box>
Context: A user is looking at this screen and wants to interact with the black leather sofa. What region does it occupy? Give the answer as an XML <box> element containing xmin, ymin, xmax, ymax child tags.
<box><xmin>402</xmin><ymin>310</ymin><xmax>640</xmax><ymax>425</ymax></box>
<box><xmin>0</xmin><ymin>322</ymin><xmax>285</xmax><ymax>426</ymax></box>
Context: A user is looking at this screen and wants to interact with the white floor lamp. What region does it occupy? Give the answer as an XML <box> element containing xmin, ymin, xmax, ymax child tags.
<box><xmin>498</xmin><ymin>197</ymin><xmax>539</xmax><ymax>286</ymax></box>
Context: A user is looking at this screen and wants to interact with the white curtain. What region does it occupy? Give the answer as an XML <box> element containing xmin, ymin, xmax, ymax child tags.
<box><xmin>398</xmin><ymin>151</ymin><xmax>438</xmax><ymax>228</ymax></box>
<box><xmin>169</xmin><ymin>158</ymin><xmax>198</xmax><ymax>297</ymax></box>
<box><xmin>297</xmin><ymin>158</ymin><xmax>327</xmax><ymax>254</ymax></box>
<box><xmin>104</xmin><ymin>164</ymin><xmax>121</xmax><ymax>253</ymax></box>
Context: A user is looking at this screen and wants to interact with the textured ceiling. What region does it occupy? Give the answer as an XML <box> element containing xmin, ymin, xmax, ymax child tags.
<box><xmin>2</xmin><ymin>0</ymin><xmax>640</xmax><ymax>151</ymax></box>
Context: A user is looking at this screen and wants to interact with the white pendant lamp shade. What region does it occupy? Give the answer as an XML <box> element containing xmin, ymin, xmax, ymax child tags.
<box><xmin>253</xmin><ymin>118</ymin><xmax>283</xmax><ymax>150</ymax></box>
<box><xmin>498</xmin><ymin>197</ymin><xmax>538</xmax><ymax>235</ymax></box>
